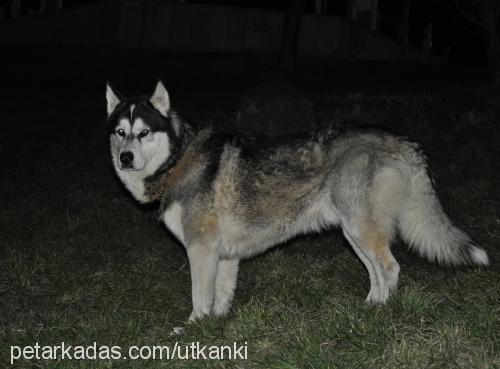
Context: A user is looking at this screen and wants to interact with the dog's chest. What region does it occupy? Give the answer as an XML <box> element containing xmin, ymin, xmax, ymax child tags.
<box><xmin>162</xmin><ymin>202</ymin><xmax>185</xmax><ymax>244</ymax></box>
<box><xmin>115</xmin><ymin>169</ymin><xmax>148</xmax><ymax>203</ymax></box>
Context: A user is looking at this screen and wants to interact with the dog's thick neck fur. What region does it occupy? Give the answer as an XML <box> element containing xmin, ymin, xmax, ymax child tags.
<box><xmin>143</xmin><ymin>121</ymin><xmax>207</xmax><ymax>205</ymax></box>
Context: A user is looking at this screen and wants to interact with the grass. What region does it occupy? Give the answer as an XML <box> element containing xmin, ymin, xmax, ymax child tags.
<box><xmin>1</xmin><ymin>56</ymin><xmax>499</xmax><ymax>368</ymax></box>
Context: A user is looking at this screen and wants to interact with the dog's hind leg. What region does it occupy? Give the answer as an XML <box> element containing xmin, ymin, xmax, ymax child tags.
<box><xmin>342</xmin><ymin>221</ymin><xmax>399</xmax><ymax>304</ymax></box>
<box><xmin>213</xmin><ymin>258</ymin><xmax>239</xmax><ymax>316</ymax></box>
<box><xmin>343</xmin><ymin>229</ymin><xmax>380</xmax><ymax>302</ymax></box>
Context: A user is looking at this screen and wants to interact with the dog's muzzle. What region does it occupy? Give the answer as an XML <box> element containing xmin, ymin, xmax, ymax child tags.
<box><xmin>119</xmin><ymin>151</ymin><xmax>134</xmax><ymax>169</ymax></box>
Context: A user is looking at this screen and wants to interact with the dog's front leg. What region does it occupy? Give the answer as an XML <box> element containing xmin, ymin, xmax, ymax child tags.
<box><xmin>187</xmin><ymin>243</ymin><xmax>219</xmax><ymax>321</ymax></box>
<box><xmin>213</xmin><ymin>258</ymin><xmax>239</xmax><ymax>316</ymax></box>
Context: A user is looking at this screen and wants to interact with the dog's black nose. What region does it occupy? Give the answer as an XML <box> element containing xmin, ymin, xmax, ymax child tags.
<box><xmin>120</xmin><ymin>152</ymin><xmax>134</xmax><ymax>167</ymax></box>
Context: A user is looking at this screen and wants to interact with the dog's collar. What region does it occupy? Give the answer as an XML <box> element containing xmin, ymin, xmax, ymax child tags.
<box><xmin>143</xmin><ymin>156</ymin><xmax>179</xmax><ymax>201</ymax></box>
<box><xmin>143</xmin><ymin>133</ymin><xmax>195</xmax><ymax>202</ymax></box>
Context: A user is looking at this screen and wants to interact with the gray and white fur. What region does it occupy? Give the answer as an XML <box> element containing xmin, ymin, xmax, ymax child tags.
<box><xmin>106</xmin><ymin>81</ymin><xmax>489</xmax><ymax>321</ymax></box>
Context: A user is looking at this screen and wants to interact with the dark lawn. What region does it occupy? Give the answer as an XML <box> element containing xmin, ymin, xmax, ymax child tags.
<box><xmin>0</xmin><ymin>49</ymin><xmax>499</xmax><ymax>368</ymax></box>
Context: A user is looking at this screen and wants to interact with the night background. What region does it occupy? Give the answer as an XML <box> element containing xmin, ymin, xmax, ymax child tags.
<box><xmin>1</xmin><ymin>0</ymin><xmax>499</xmax><ymax>368</ymax></box>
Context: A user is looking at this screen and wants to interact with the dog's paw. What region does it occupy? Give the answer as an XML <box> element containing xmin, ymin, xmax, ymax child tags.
<box><xmin>188</xmin><ymin>310</ymin><xmax>209</xmax><ymax>321</ymax></box>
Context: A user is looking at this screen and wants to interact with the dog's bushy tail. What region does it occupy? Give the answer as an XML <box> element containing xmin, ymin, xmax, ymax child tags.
<box><xmin>398</xmin><ymin>161</ymin><xmax>488</xmax><ymax>267</ymax></box>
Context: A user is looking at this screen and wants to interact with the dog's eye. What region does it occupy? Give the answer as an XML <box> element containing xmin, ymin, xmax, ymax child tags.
<box><xmin>139</xmin><ymin>129</ymin><xmax>150</xmax><ymax>138</ymax></box>
<box><xmin>116</xmin><ymin>129</ymin><xmax>126</xmax><ymax>137</ymax></box>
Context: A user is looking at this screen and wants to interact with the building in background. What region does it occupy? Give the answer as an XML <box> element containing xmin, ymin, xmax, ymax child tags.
<box><xmin>0</xmin><ymin>0</ymin><xmax>435</xmax><ymax>60</ymax></box>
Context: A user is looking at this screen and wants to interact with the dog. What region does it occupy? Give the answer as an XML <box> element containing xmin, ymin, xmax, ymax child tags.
<box><xmin>106</xmin><ymin>81</ymin><xmax>489</xmax><ymax>321</ymax></box>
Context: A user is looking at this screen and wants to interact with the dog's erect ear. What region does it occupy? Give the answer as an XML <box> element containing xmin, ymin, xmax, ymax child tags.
<box><xmin>149</xmin><ymin>81</ymin><xmax>170</xmax><ymax>117</ymax></box>
<box><xmin>106</xmin><ymin>82</ymin><xmax>121</xmax><ymax>116</ymax></box>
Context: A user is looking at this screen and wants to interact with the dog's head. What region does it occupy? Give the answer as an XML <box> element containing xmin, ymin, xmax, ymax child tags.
<box><xmin>106</xmin><ymin>81</ymin><xmax>183</xmax><ymax>176</ymax></box>
<box><xmin>106</xmin><ymin>81</ymin><xmax>187</xmax><ymax>202</ymax></box>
